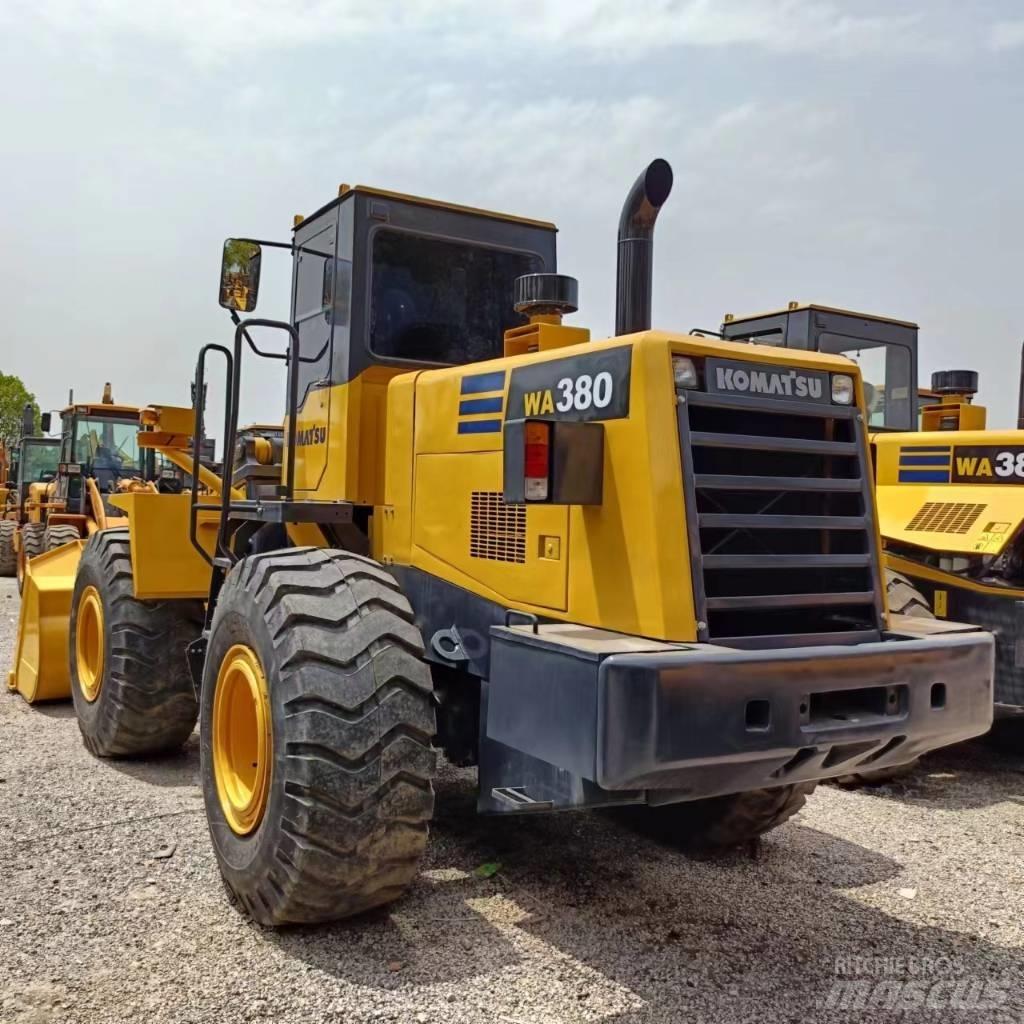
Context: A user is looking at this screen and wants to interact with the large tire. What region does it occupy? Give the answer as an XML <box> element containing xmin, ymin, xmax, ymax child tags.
<box><xmin>69</xmin><ymin>528</ymin><xmax>204</xmax><ymax>757</ymax></box>
<box><xmin>622</xmin><ymin>783</ymin><xmax>816</xmax><ymax>850</ymax></box>
<box><xmin>17</xmin><ymin>523</ymin><xmax>45</xmax><ymax>592</ymax></box>
<box><xmin>200</xmin><ymin>547</ymin><xmax>437</xmax><ymax>927</ymax></box>
<box><xmin>0</xmin><ymin>520</ymin><xmax>15</xmax><ymax>577</ymax></box>
<box><xmin>44</xmin><ymin>524</ymin><xmax>81</xmax><ymax>551</ymax></box>
<box><xmin>834</xmin><ymin>569</ymin><xmax>932</xmax><ymax>787</ymax></box>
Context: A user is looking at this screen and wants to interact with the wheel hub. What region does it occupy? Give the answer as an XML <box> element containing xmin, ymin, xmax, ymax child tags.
<box><xmin>75</xmin><ymin>585</ymin><xmax>105</xmax><ymax>703</ymax></box>
<box><xmin>212</xmin><ymin>644</ymin><xmax>272</xmax><ymax>835</ymax></box>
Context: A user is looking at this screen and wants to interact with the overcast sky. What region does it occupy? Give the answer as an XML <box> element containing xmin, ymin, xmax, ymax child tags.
<box><xmin>1</xmin><ymin>0</ymin><xmax>1022</xmax><ymax>431</ymax></box>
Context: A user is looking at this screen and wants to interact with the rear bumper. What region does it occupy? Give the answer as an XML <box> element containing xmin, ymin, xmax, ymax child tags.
<box><xmin>486</xmin><ymin>617</ymin><xmax>993</xmax><ymax>800</ymax></box>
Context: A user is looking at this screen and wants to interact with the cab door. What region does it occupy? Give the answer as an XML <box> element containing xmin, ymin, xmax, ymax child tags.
<box><xmin>291</xmin><ymin>217</ymin><xmax>336</xmax><ymax>493</ymax></box>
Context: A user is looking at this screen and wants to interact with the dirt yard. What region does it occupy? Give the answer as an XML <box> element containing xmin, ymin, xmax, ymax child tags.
<box><xmin>1</xmin><ymin>574</ymin><xmax>1022</xmax><ymax>1023</ymax></box>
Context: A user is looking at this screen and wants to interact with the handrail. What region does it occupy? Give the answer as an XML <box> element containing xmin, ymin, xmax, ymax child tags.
<box><xmin>190</xmin><ymin>343</ymin><xmax>233</xmax><ymax>566</ymax></box>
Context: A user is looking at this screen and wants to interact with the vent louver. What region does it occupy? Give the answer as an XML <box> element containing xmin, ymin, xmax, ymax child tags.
<box><xmin>470</xmin><ymin>491</ymin><xmax>526</xmax><ymax>563</ymax></box>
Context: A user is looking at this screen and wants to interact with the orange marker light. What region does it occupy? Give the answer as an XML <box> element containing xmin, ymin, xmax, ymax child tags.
<box><xmin>524</xmin><ymin>421</ymin><xmax>551</xmax><ymax>501</ymax></box>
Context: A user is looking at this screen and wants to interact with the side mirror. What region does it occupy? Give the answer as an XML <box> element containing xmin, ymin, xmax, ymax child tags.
<box><xmin>219</xmin><ymin>239</ymin><xmax>262</xmax><ymax>312</ymax></box>
<box><xmin>40</xmin><ymin>412</ymin><xmax>51</xmax><ymax>434</ymax></box>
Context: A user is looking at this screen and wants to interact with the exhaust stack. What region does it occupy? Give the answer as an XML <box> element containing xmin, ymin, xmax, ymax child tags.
<box><xmin>615</xmin><ymin>158</ymin><xmax>674</xmax><ymax>336</ymax></box>
<box><xmin>21</xmin><ymin>402</ymin><xmax>34</xmax><ymax>438</ymax></box>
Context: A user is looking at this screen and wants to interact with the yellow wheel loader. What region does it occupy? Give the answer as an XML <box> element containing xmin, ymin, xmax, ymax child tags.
<box><xmin>1</xmin><ymin>403</ymin><xmax>61</xmax><ymax>582</ymax></box>
<box><xmin>31</xmin><ymin>162</ymin><xmax>995</xmax><ymax>927</ymax></box>
<box><xmin>720</xmin><ymin>304</ymin><xmax>1024</xmax><ymax>726</ymax></box>
<box><xmin>6</xmin><ymin>392</ymin><xmax>216</xmax><ymax>704</ymax></box>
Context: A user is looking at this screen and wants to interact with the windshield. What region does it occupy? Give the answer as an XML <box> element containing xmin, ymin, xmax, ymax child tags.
<box><xmin>370</xmin><ymin>229</ymin><xmax>543</xmax><ymax>364</ymax></box>
<box><xmin>73</xmin><ymin>416</ymin><xmax>140</xmax><ymax>485</ymax></box>
<box><xmin>22</xmin><ymin>440</ymin><xmax>60</xmax><ymax>482</ymax></box>
<box><xmin>817</xmin><ymin>335</ymin><xmax>913</xmax><ymax>430</ymax></box>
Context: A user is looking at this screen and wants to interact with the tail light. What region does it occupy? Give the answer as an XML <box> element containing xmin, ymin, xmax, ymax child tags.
<box><xmin>523</xmin><ymin>421</ymin><xmax>551</xmax><ymax>501</ymax></box>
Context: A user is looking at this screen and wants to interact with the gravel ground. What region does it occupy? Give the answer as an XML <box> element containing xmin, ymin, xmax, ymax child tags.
<box><xmin>1</xmin><ymin>573</ymin><xmax>1023</xmax><ymax>1023</ymax></box>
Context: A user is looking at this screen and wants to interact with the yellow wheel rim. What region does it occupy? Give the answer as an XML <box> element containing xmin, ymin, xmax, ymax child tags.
<box><xmin>212</xmin><ymin>644</ymin><xmax>272</xmax><ymax>836</ymax></box>
<box><xmin>75</xmin><ymin>586</ymin><xmax>105</xmax><ymax>703</ymax></box>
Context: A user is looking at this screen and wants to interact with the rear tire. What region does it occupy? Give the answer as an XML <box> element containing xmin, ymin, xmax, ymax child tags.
<box><xmin>623</xmin><ymin>784</ymin><xmax>815</xmax><ymax>850</ymax></box>
<box><xmin>0</xmin><ymin>520</ymin><xmax>15</xmax><ymax>577</ymax></box>
<box><xmin>833</xmin><ymin>569</ymin><xmax>931</xmax><ymax>786</ymax></box>
<box><xmin>69</xmin><ymin>528</ymin><xmax>204</xmax><ymax>757</ymax></box>
<box><xmin>199</xmin><ymin>547</ymin><xmax>437</xmax><ymax>927</ymax></box>
<box><xmin>17</xmin><ymin>523</ymin><xmax>45</xmax><ymax>592</ymax></box>
<box><xmin>44</xmin><ymin>524</ymin><xmax>81</xmax><ymax>551</ymax></box>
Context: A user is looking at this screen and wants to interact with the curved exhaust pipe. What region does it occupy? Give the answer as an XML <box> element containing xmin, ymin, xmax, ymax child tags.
<box><xmin>615</xmin><ymin>158</ymin><xmax>674</xmax><ymax>336</ymax></box>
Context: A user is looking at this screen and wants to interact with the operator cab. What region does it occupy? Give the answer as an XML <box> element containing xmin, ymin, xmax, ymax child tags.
<box><xmin>720</xmin><ymin>303</ymin><xmax>919</xmax><ymax>431</ymax></box>
<box><xmin>15</xmin><ymin>437</ymin><xmax>60</xmax><ymax>506</ymax></box>
<box><xmin>56</xmin><ymin>390</ymin><xmax>153</xmax><ymax>515</ymax></box>
<box><xmin>219</xmin><ymin>185</ymin><xmax>558</xmax><ymax>403</ymax></box>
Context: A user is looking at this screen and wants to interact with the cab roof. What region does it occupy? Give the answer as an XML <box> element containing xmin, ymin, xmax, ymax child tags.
<box><xmin>61</xmin><ymin>403</ymin><xmax>140</xmax><ymax>417</ymax></box>
<box><xmin>724</xmin><ymin>302</ymin><xmax>918</xmax><ymax>330</ymax></box>
<box><xmin>293</xmin><ymin>184</ymin><xmax>557</xmax><ymax>233</ymax></box>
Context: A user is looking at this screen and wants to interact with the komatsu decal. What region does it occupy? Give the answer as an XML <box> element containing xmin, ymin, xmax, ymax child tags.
<box><xmin>705</xmin><ymin>358</ymin><xmax>830</xmax><ymax>405</ymax></box>
<box><xmin>295</xmin><ymin>426</ymin><xmax>327</xmax><ymax>446</ymax></box>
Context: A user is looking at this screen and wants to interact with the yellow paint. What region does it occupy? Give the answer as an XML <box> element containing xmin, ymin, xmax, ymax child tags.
<box><xmin>376</xmin><ymin>330</ymin><xmax>870</xmax><ymax>641</ymax></box>
<box><xmin>290</xmin><ymin>365</ymin><xmax>409</xmax><ymax>504</ymax></box>
<box><xmin>934</xmin><ymin>590</ymin><xmax>948</xmax><ymax>617</ymax></box>
<box><xmin>874</xmin><ymin>429</ymin><xmax>1024</xmax><ymax>557</ymax></box>
<box><xmin>75</xmin><ymin>585</ymin><xmax>105</xmax><ymax>702</ymax></box>
<box><xmin>212</xmin><ymin>644</ymin><xmax>272</xmax><ymax>835</ymax></box>
<box><xmin>7</xmin><ymin>540</ymin><xmax>84</xmax><ymax>703</ymax></box>
<box><xmin>109</xmin><ymin>492</ymin><xmax>217</xmax><ymax>599</ymax></box>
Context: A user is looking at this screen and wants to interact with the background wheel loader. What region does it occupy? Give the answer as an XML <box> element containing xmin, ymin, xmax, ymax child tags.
<box><xmin>1</xmin><ymin>403</ymin><xmax>61</xmax><ymax>582</ymax></box>
<box><xmin>23</xmin><ymin>161</ymin><xmax>994</xmax><ymax>927</ymax></box>
<box><xmin>720</xmin><ymin>304</ymin><xmax>1024</xmax><ymax>732</ymax></box>
<box><xmin>6</xmin><ymin>390</ymin><xmax>226</xmax><ymax>704</ymax></box>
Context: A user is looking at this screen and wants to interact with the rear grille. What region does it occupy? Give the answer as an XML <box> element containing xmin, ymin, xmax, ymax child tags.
<box><xmin>906</xmin><ymin>501</ymin><xmax>986</xmax><ymax>535</ymax></box>
<box><xmin>470</xmin><ymin>491</ymin><xmax>526</xmax><ymax>563</ymax></box>
<box><xmin>678</xmin><ymin>387</ymin><xmax>883</xmax><ymax>647</ymax></box>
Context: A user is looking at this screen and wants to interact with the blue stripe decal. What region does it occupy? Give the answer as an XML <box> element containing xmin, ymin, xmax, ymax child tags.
<box><xmin>461</xmin><ymin>371</ymin><xmax>506</xmax><ymax>395</ymax></box>
<box><xmin>457</xmin><ymin>419</ymin><xmax>502</xmax><ymax>435</ymax></box>
<box><xmin>898</xmin><ymin>470</ymin><xmax>950</xmax><ymax>483</ymax></box>
<box><xmin>900</xmin><ymin>446</ymin><xmax>950</xmax><ymax>454</ymax></box>
<box><xmin>898</xmin><ymin>455</ymin><xmax>951</xmax><ymax>467</ymax></box>
<box><xmin>459</xmin><ymin>396</ymin><xmax>504</xmax><ymax>415</ymax></box>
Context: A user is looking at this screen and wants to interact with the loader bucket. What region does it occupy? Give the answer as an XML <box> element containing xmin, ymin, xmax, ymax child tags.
<box><xmin>7</xmin><ymin>540</ymin><xmax>84</xmax><ymax>703</ymax></box>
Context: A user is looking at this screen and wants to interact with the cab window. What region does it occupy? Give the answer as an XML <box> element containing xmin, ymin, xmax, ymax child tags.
<box><xmin>369</xmin><ymin>229</ymin><xmax>543</xmax><ymax>365</ymax></box>
<box><xmin>818</xmin><ymin>335</ymin><xmax>912</xmax><ymax>430</ymax></box>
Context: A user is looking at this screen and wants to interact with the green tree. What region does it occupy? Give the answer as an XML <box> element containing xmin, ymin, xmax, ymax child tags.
<box><xmin>0</xmin><ymin>373</ymin><xmax>40</xmax><ymax>446</ymax></box>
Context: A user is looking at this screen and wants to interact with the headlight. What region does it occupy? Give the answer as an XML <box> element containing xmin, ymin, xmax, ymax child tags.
<box><xmin>831</xmin><ymin>373</ymin><xmax>855</xmax><ymax>405</ymax></box>
<box><xmin>672</xmin><ymin>356</ymin><xmax>699</xmax><ymax>389</ymax></box>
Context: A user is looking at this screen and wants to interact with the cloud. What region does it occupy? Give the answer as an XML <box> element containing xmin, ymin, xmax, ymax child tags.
<box><xmin>989</xmin><ymin>20</ymin><xmax>1024</xmax><ymax>50</ymax></box>
<box><xmin>8</xmin><ymin>0</ymin><xmax>953</xmax><ymax>63</ymax></box>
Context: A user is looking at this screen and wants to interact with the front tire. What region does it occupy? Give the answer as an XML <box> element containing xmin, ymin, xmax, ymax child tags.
<box><xmin>45</xmin><ymin>524</ymin><xmax>81</xmax><ymax>551</ymax></box>
<box><xmin>69</xmin><ymin>528</ymin><xmax>204</xmax><ymax>756</ymax></box>
<box><xmin>200</xmin><ymin>547</ymin><xmax>437</xmax><ymax>927</ymax></box>
<box><xmin>0</xmin><ymin>520</ymin><xmax>15</xmax><ymax>577</ymax></box>
<box><xmin>17</xmin><ymin>523</ymin><xmax>45</xmax><ymax>592</ymax></box>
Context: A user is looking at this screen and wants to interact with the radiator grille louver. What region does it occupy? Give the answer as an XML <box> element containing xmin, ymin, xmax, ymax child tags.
<box><xmin>678</xmin><ymin>387</ymin><xmax>883</xmax><ymax>647</ymax></box>
<box><xmin>470</xmin><ymin>491</ymin><xmax>526</xmax><ymax>563</ymax></box>
<box><xmin>906</xmin><ymin>501</ymin><xmax>986</xmax><ymax>535</ymax></box>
